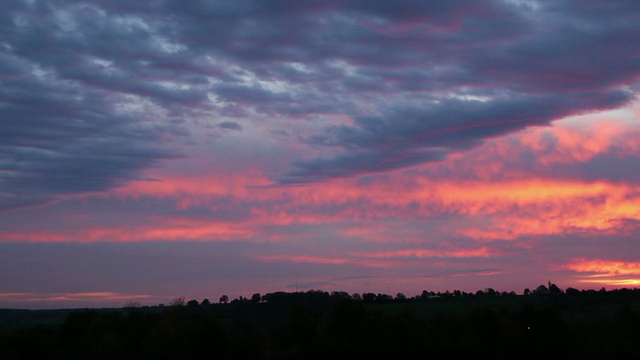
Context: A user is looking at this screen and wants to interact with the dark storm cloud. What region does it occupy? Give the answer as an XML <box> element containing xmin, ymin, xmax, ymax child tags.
<box><xmin>1</xmin><ymin>0</ymin><xmax>639</xmax><ymax>205</ymax></box>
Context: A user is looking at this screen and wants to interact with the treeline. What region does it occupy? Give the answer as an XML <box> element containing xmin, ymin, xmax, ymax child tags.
<box><xmin>2</xmin><ymin>285</ymin><xmax>640</xmax><ymax>359</ymax></box>
<box><xmin>211</xmin><ymin>282</ymin><xmax>626</xmax><ymax>304</ymax></box>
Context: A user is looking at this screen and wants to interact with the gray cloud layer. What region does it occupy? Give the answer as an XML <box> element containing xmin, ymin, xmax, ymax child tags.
<box><xmin>1</xmin><ymin>0</ymin><xmax>639</xmax><ymax>207</ymax></box>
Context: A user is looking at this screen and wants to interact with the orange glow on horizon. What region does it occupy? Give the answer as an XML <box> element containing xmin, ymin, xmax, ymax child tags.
<box><xmin>565</xmin><ymin>259</ymin><xmax>640</xmax><ymax>276</ymax></box>
<box><xmin>565</xmin><ymin>259</ymin><xmax>640</xmax><ymax>287</ymax></box>
<box><xmin>578</xmin><ymin>278</ymin><xmax>640</xmax><ymax>286</ymax></box>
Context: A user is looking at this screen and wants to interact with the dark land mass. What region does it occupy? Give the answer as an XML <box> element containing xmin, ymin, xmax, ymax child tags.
<box><xmin>2</xmin><ymin>285</ymin><xmax>640</xmax><ymax>359</ymax></box>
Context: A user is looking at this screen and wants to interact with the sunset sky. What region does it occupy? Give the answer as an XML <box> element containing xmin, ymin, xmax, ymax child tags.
<box><xmin>2</xmin><ymin>0</ymin><xmax>640</xmax><ymax>309</ymax></box>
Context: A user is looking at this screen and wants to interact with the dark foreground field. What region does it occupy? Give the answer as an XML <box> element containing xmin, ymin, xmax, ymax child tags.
<box><xmin>2</xmin><ymin>286</ymin><xmax>640</xmax><ymax>359</ymax></box>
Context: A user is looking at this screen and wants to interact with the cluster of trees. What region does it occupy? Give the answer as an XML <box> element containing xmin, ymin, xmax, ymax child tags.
<box><xmin>178</xmin><ymin>282</ymin><xmax>616</xmax><ymax>307</ymax></box>
<box><xmin>2</xmin><ymin>284</ymin><xmax>640</xmax><ymax>359</ymax></box>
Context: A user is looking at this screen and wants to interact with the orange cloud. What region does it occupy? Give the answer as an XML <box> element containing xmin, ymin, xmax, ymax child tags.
<box><xmin>565</xmin><ymin>259</ymin><xmax>640</xmax><ymax>276</ymax></box>
<box><xmin>397</xmin><ymin>177</ymin><xmax>638</xmax><ymax>240</ymax></box>
<box><xmin>564</xmin><ymin>259</ymin><xmax>640</xmax><ymax>287</ymax></box>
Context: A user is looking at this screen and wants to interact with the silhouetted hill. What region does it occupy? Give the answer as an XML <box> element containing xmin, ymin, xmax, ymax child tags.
<box><xmin>2</xmin><ymin>285</ymin><xmax>640</xmax><ymax>359</ymax></box>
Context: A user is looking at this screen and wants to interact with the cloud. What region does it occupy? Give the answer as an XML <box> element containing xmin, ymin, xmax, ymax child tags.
<box><xmin>280</xmin><ymin>147</ymin><xmax>446</xmax><ymax>184</ymax></box>
<box><xmin>281</xmin><ymin>91</ymin><xmax>632</xmax><ymax>183</ymax></box>
<box><xmin>2</xmin><ymin>0</ymin><xmax>639</xmax><ymax>209</ymax></box>
<box><xmin>0</xmin><ymin>2</ymin><xmax>195</xmax><ymax>210</ymax></box>
<box><xmin>10</xmin><ymin>108</ymin><xmax>635</xmax><ymax>245</ymax></box>
<box><xmin>564</xmin><ymin>258</ymin><xmax>640</xmax><ymax>287</ymax></box>
<box><xmin>267</xmin><ymin>0</ymin><xmax>639</xmax><ymax>183</ymax></box>
<box><xmin>415</xmin><ymin>103</ymin><xmax>640</xmax><ymax>185</ymax></box>
<box><xmin>0</xmin><ymin>65</ymin><xmax>183</xmax><ymax>210</ymax></box>
<box><xmin>255</xmin><ymin>247</ymin><xmax>496</xmax><ymax>269</ymax></box>
<box><xmin>218</xmin><ymin>121</ymin><xmax>243</xmax><ymax>132</ymax></box>
<box><xmin>566</xmin><ymin>259</ymin><xmax>640</xmax><ymax>276</ymax></box>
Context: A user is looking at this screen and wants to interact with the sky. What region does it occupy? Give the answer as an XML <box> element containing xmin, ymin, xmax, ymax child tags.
<box><xmin>1</xmin><ymin>0</ymin><xmax>640</xmax><ymax>309</ymax></box>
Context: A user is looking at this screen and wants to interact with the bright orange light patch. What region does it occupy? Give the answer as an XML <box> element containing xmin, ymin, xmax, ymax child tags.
<box><xmin>577</xmin><ymin>278</ymin><xmax>640</xmax><ymax>286</ymax></box>
<box><xmin>565</xmin><ymin>259</ymin><xmax>640</xmax><ymax>287</ymax></box>
<box><xmin>565</xmin><ymin>259</ymin><xmax>640</xmax><ymax>276</ymax></box>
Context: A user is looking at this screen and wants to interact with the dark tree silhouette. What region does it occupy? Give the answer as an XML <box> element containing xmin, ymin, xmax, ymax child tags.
<box><xmin>362</xmin><ymin>293</ymin><xmax>376</xmax><ymax>302</ymax></box>
<box><xmin>485</xmin><ymin>288</ymin><xmax>497</xmax><ymax>296</ymax></box>
<box><xmin>251</xmin><ymin>293</ymin><xmax>261</xmax><ymax>303</ymax></box>
<box><xmin>565</xmin><ymin>287</ymin><xmax>580</xmax><ymax>296</ymax></box>
<box><xmin>549</xmin><ymin>282</ymin><xmax>562</xmax><ymax>295</ymax></box>
<box><xmin>170</xmin><ymin>297</ymin><xmax>186</xmax><ymax>306</ymax></box>
<box><xmin>534</xmin><ymin>285</ymin><xmax>549</xmax><ymax>295</ymax></box>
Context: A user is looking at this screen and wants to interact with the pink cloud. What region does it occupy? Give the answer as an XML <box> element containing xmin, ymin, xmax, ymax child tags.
<box><xmin>255</xmin><ymin>246</ymin><xmax>498</xmax><ymax>270</ymax></box>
